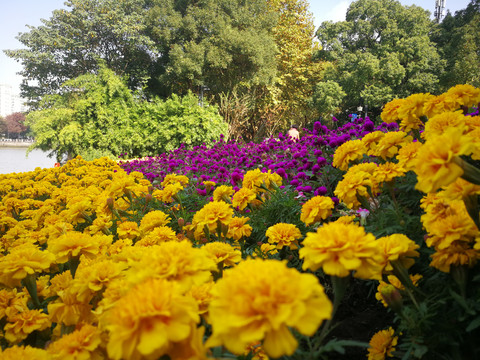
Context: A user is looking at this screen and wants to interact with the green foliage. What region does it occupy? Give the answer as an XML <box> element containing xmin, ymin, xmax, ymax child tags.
<box><xmin>5</xmin><ymin>0</ymin><xmax>154</xmax><ymax>107</ymax></box>
<box><xmin>312</xmin><ymin>80</ymin><xmax>347</xmax><ymax>117</ymax></box>
<box><xmin>26</xmin><ymin>65</ymin><xmax>227</xmax><ymax>160</ymax></box>
<box><xmin>135</xmin><ymin>92</ymin><xmax>228</xmax><ymax>155</ymax></box>
<box><xmin>315</xmin><ymin>0</ymin><xmax>445</xmax><ymax>116</ymax></box>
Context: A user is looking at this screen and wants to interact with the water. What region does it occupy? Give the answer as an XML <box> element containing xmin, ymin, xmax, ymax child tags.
<box><xmin>0</xmin><ymin>146</ymin><xmax>56</xmax><ymax>174</ymax></box>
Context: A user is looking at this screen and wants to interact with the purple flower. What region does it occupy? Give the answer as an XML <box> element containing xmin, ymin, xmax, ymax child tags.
<box><xmin>315</xmin><ymin>186</ymin><xmax>328</xmax><ymax>196</ymax></box>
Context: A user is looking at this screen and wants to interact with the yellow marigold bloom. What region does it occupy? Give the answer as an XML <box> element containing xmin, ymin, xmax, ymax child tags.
<box><xmin>207</xmin><ymin>259</ymin><xmax>332</xmax><ymax>358</ymax></box>
<box><xmin>300</xmin><ymin>196</ymin><xmax>334</xmax><ymax>226</ymax></box>
<box><xmin>188</xmin><ymin>281</ymin><xmax>215</xmax><ymax>315</ymax></box>
<box><xmin>202</xmin><ymin>242</ymin><xmax>242</xmax><ymax>267</ymax></box>
<box><xmin>414</xmin><ymin>127</ymin><xmax>475</xmax><ymax>193</ymax></box>
<box><xmin>422</xmin><ymin>111</ymin><xmax>466</xmax><ymax>141</ymax></box>
<box><xmin>332</xmin><ymin>139</ymin><xmax>366</xmax><ymax>171</ymax></box>
<box><xmin>47</xmin><ymin>323</ymin><xmax>103</xmax><ymax>360</ymax></box>
<box><xmin>431</xmin><ymin>242</ymin><xmax>480</xmax><ymax>272</ymax></box>
<box><xmin>136</xmin><ymin>226</ymin><xmax>178</xmax><ymax>246</ymax></box>
<box><xmin>0</xmin><ymin>244</ymin><xmax>55</xmax><ymax>287</ymax></box>
<box><xmin>117</xmin><ymin>221</ymin><xmax>140</xmax><ymax>240</ymax></box>
<box><xmin>48</xmin><ymin>231</ymin><xmax>112</xmax><ymax>264</ymax></box>
<box><xmin>361</xmin><ymin>131</ymin><xmax>385</xmax><ymax>156</ymax></box>
<box><xmin>226</xmin><ymin>216</ymin><xmax>252</xmax><ymax>241</ymax></box>
<box><xmin>245</xmin><ymin>342</ymin><xmax>270</xmax><ymax>360</ymax></box>
<box><xmin>49</xmin><ymin>271</ymin><xmax>73</xmax><ymax>298</ymax></box>
<box><xmin>396</xmin><ymin>141</ymin><xmax>422</xmax><ymax>171</ymax></box>
<box><xmin>101</xmin><ymin>278</ymin><xmax>199</xmax><ymax>360</ymax></box>
<box><xmin>166</xmin><ymin>324</ymin><xmax>209</xmax><ymax>360</ymax></box>
<box><xmin>440</xmin><ymin>177</ymin><xmax>480</xmax><ymax>201</ymax></box>
<box><xmin>397</xmin><ymin>93</ymin><xmax>434</xmax><ymax>132</ymax></box>
<box><xmin>161</xmin><ymin>173</ymin><xmax>189</xmax><ymax>187</ymax></box>
<box><xmin>192</xmin><ymin>201</ymin><xmax>234</xmax><ymax>240</ymax></box>
<box><xmin>242</xmin><ymin>169</ymin><xmax>267</xmax><ymax>192</ymax></box>
<box><xmin>300</xmin><ymin>222</ymin><xmax>383</xmax><ymax>280</ymax></box>
<box><xmin>139</xmin><ymin>210</ymin><xmax>171</xmax><ymax>234</ymax></box>
<box><xmin>374</xmin><ymin>131</ymin><xmax>412</xmax><ymax>160</ymax></box>
<box><xmin>47</xmin><ymin>288</ymin><xmax>93</xmax><ymax>326</ymax></box>
<box><xmin>375</xmin><ymin>274</ymin><xmax>422</xmax><ymax>307</ymax></box>
<box><xmin>464</xmin><ymin>115</ymin><xmax>480</xmax><ymax>132</ymax></box>
<box><xmin>86</xmin><ymin>214</ymin><xmax>113</xmax><ymax>235</ymax></box>
<box><xmin>153</xmin><ymin>182</ymin><xmax>183</xmax><ymax>203</ymax></box>
<box><xmin>232</xmin><ymin>187</ymin><xmax>257</xmax><ymax>210</ymax></box>
<box><xmin>4</xmin><ymin>309</ymin><xmax>51</xmax><ymax>343</ymax></box>
<box><xmin>213</xmin><ymin>185</ymin><xmax>235</xmax><ymax>202</ymax></box>
<box><xmin>423</xmin><ymin>93</ymin><xmax>461</xmax><ymax>118</ymax></box>
<box><xmin>423</xmin><ymin>200</ymin><xmax>478</xmax><ymax>250</ymax></box>
<box><xmin>127</xmin><ymin>240</ymin><xmax>217</xmax><ymax>292</ymax></box>
<box><xmin>445</xmin><ymin>84</ymin><xmax>480</xmax><ymax>108</ymax></box>
<box><xmin>367</xmin><ymin>327</ymin><xmax>398</xmax><ymax>360</ymax></box>
<box><xmin>64</xmin><ymin>198</ymin><xmax>94</xmax><ymax>225</ymax></box>
<box><xmin>373</xmin><ymin>162</ymin><xmax>406</xmax><ymax>184</ymax></box>
<box><xmin>0</xmin><ymin>288</ymin><xmax>28</xmax><ymax>320</ymax></box>
<box><xmin>376</xmin><ymin>234</ymin><xmax>420</xmax><ymax>273</ymax></box>
<box><xmin>334</xmin><ymin>165</ymin><xmax>376</xmax><ymax>210</ymax></box>
<box><xmin>252</xmin><ymin>243</ymin><xmax>279</xmax><ymax>258</ymax></box>
<box><xmin>334</xmin><ymin>214</ymin><xmax>357</xmax><ymax>224</ymax></box>
<box><xmin>0</xmin><ymin>345</ymin><xmax>49</xmax><ymax>360</ymax></box>
<box><xmin>265</xmin><ymin>223</ymin><xmax>302</xmax><ymax>250</ymax></box>
<box><xmin>381</xmin><ymin>98</ymin><xmax>404</xmax><ymax>123</ymax></box>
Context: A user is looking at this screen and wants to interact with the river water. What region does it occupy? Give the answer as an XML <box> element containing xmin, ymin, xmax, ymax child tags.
<box><xmin>0</xmin><ymin>146</ymin><xmax>56</xmax><ymax>174</ymax></box>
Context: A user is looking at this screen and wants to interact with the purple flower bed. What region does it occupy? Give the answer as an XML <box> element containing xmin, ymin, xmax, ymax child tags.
<box><xmin>119</xmin><ymin>117</ymin><xmax>396</xmax><ymax>195</ymax></box>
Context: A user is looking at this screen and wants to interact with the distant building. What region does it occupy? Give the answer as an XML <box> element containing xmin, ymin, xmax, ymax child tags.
<box><xmin>0</xmin><ymin>84</ymin><xmax>28</xmax><ymax>117</ymax></box>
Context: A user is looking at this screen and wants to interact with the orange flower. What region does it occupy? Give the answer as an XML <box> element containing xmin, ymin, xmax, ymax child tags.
<box><xmin>4</xmin><ymin>309</ymin><xmax>50</xmax><ymax>343</ymax></box>
<box><xmin>367</xmin><ymin>327</ymin><xmax>398</xmax><ymax>360</ymax></box>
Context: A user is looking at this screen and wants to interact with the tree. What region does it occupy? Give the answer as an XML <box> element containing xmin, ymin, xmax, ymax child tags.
<box><xmin>315</xmin><ymin>0</ymin><xmax>445</xmax><ymax>118</ymax></box>
<box><xmin>4</xmin><ymin>113</ymin><xmax>28</xmax><ymax>139</ymax></box>
<box><xmin>145</xmin><ymin>0</ymin><xmax>278</xmax><ymax>97</ymax></box>
<box><xmin>26</xmin><ymin>65</ymin><xmax>227</xmax><ymax>161</ymax></box>
<box><xmin>5</xmin><ymin>0</ymin><xmax>155</xmax><ymax>107</ymax></box>
<box><xmin>434</xmin><ymin>0</ymin><xmax>480</xmax><ymax>88</ymax></box>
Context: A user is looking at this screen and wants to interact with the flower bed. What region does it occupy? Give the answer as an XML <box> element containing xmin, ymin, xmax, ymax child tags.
<box><xmin>0</xmin><ymin>85</ymin><xmax>480</xmax><ymax>359</ymax></box>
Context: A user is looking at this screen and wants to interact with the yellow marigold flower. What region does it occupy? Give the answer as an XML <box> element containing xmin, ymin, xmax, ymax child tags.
<box><xmin>432</xmin><ymin>242</ymin><xmax>480</xmax><ymax>272</ymax></box>
<box><xmin>245</xmin><ymin>342</ymin><xmax>270</xmax><ymax>360</ymax></box>
<box><xmin>117</xmin><ymin>221</ymin><xmax>140</xmax><ymax>240</ymax></box>
<box><xmin>422</xmin><ymin>111</ymin><xmax>466</xmax><ymax>141</ymax></box>
<box><xmin>226</xmin><ymin>216</ymin><xmax>252</xmax><ymax>241</ymax></box>
<box><xmin>49</xmin><ymin>271</ymin><xmax>73</xmax><ymax>297</ymax></box>
<box><xmin>252</xmin><ymin>243</ymin><xmax>279</xmax><ymax>258</ymax></box>
<box><xmin>367</xmin><ymin>327</ymin><xmax>398</xmax><ymax>360</ymax></box>
<box><xmin>127</xmin><ymin>240</ymin><xmax>217</xmax><ymax>292</ymax></box>
<box><xmin>375</xmin><ymin>274</ymin><xmax>422</xmax><ymax>307</ymax></box>
<box><xmin>188</xmin><ymin>281</ymin><xmax>215</xmax><ymax>315</ymax></box>
<box><xmin>47</xmin><ymin>323</ymin><xmax>102</xmax><ymax>360</ymax></box>
<box><xmin>86</xmin><ymin>214</ymin><xmax>113</xmax><ymax>235</ymax></box>
<box><xmin>192</xmin><ymin>201</ymin><xmax>234</xmax><ymax>240</ymax></box>
<box><xmin>396</xmin><ymin>141</ymin><xmax>422</xmax><ymax>171</ymax></box>
<box><xmin>423</xmin><ymin>93</ymin><xmax>461</xmax><ymax>118</ymax></box>
<box><xmin>445</xmin><ymin>84</ymin><xmax>480</xmax><ymax>108</ymax></box>
<box><xmin>232</xmin><ymin>187</ymin><xmax>257</xmax><ymax>211</ymax></box>
<box><xmin>4</xmin><ymin>309</ymin><xmax>51</xmax><ymax>343</ymax></box>
<box><xmin>64</xmin><ymin>198</ymin><xmax>94</xmax><ymax>225</ymax></box>
<box><xmin>376</xmin><ymin>234</ymin><xmax>420</xmax><ymax>273</ymax></box>
<box><xmin>153</xmin><ymin>182</ymin><xmax>183</xmax><ymax>203</ymax></box>
<box><xmin>0</xmin><ymin>288</ymin><xmax>28</xmax><ymax>320</ymax></box>
<box><xmin>48</xmin><ymin>288</ymin><xmax>93</xmax><ymax>326</ymax></box>
<box><xmin>397</xmin><ymin>93</ymin><xmax>434</xmax><ymax>132</ymax></box>
<box><xmin>332</xmin><ymin>139</ymin><xmax>366</xmax><ymax>171</ymax></box>
<box><xmin>440</xmin><ymin>177</ymin><xmax>480</xmax><ymax>201</ymax></box>
<box><xmin>300</xmin><ymin>222</ymin><xmax>383</xmax><ymax>280</ymax></box>
<box><xmin>242</xmin><ymin>169</ymin><xmax>267</xmax><ymax>192</ymax></box>
<box><xmin>373</xmin><ymin>162</ymin><xmax>406</xmax><ymax>184</ymax></box>
<box><xmin>381</xmin><ymin>98</ymin><xmax>404</xmax><ymax>123</ymax></box>
<box><xmin>300</xmin><ymin>196</ymin><xmax>335</xmax><ymax>226</ymax></box>
<box><xmin>265</xmin><ymin>223</ymin><xmax>302</xmax><ymax>250</ymax></box>
<box><xmin>213</xmin><ymin>185</ymin><xmax>235</xmax><ymax>202</ymax></box>
<box><xmin>0</xmin><ymin>244</ymin><xmax>55</xmax><ymax>287</ymax></box>
<box><xmin>48</xmin><ymin>232</ymin><xmax>113</xmax><ymax>264</ymax></box>
<box><xmin>101</xmin><ymin>278</ymin><xmax>199</xmax><ymax>360</ymax></box>
<box><xmin>423</xmin><ymin>200</ymin><xmax>478</xmax><ymax>250</ymax></box>
<box><xmin>207</xmin><ymin>259</ymin><xmax>332</xmax><ymax>358</ymax></box>
<box><xmin>0</xmin><ymin>345</ymin><xmax>49</xmax><ymax>360</ymax></box>
<box><xmin>136</xmin><ymin>226</ymin><xmax>178</xmax><ymax>246</ymax></box>
<box><xmin>334</xmin><ymin>214</ymin><xmax>357</xmax><ymax>224</ymax></box>
<box><xmin>414</xmin><ymin>127</ymin><xmax>475</xmax><ymax>193</ymax></box>
<box><xmin>161</xmin><ymin>173</ymin><xmax>189</xmax><ymax>187</ymax></box>
<box><xmin>202</xmin><ymin>242</ymin><xmax>242</xmax><ymax>267</ymax></box>
<box><xmin>361</xmin><ymin>131</ymin><xmax>385</xmax><ymax>156</ymax></box>
<box><xmin>334</xmin><ymin>165</ymin><xmax>376</xmax><ymax>210</ymax></box>
<box><xmin>374</xmin><ymin>131</ymin><xmax>412</xmax><ymax>160</ymax></box>
<box><xmin>166</xmin><ymin>324</ymin><xmax>209</xmax><ymax>360</ymax></box>
<box><xmin>139</xmin><ymin>210</ymin><xmax>171</xmax><ymax>234</ymax></box>
<box><xmin>464</xmin><ymin>115</ymin><xmax>480</xmax><ymax>132</ymax></box>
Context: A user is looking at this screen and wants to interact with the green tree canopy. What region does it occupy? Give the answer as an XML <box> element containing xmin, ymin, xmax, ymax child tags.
<box><xmin>26</xmin><ymin>65</ymin><xmax>227</xmax><ymax>161</ymax></box>
<box><xmin>315</xmin><ymin>0</ymin><xmax>445</xmax><ymax>117</ymax></box>
<box><xmin>5</xmin><ymin>0</ymin><xmax>154</xmax><ymax>108</ymax></box>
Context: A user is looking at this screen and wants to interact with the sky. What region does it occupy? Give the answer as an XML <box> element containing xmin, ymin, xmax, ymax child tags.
<box><xmin>0</xmin><ymin>0</ymin><xmax>472</xmax><ymax>94</ymax></box>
